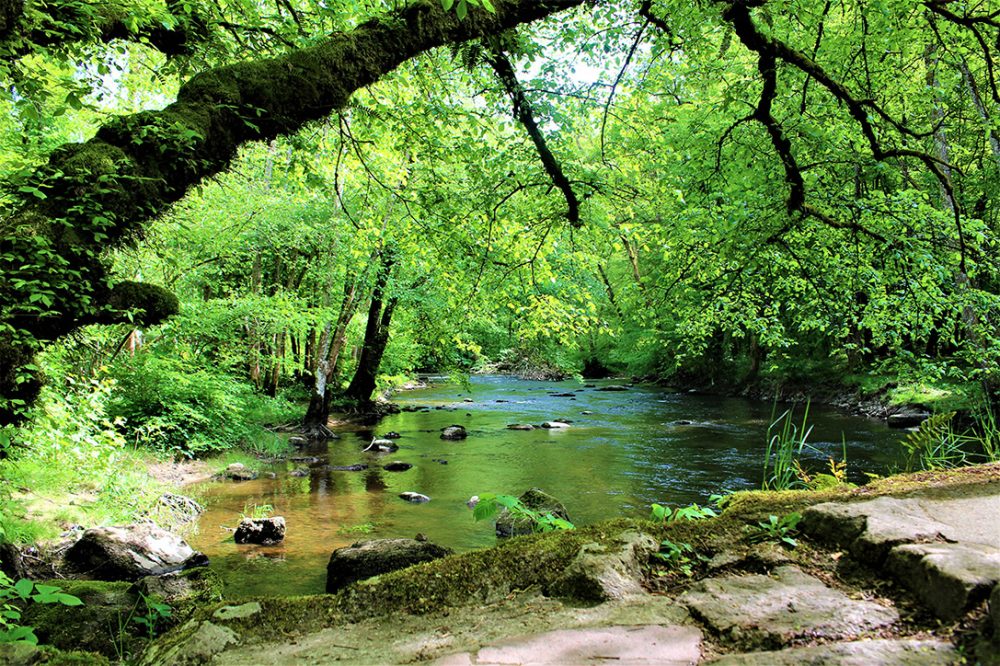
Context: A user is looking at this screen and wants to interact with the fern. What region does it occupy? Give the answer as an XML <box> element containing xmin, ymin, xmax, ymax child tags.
<box><xmin>902</xmin><ymin>412</ymin><xmax>965</xmax><ymax>471</ymax></box>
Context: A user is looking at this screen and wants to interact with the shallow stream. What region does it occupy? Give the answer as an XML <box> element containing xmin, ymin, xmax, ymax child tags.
<box><xmin>188</xmin><ymin>376</ymin><xmax>902</xmax><ymax>597</ymax></box>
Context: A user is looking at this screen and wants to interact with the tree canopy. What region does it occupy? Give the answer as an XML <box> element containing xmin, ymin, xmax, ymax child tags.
<box><xmin>1</xmin><ymin>0</ymin><xmax>998</xmax><ymax>428</ymax></box>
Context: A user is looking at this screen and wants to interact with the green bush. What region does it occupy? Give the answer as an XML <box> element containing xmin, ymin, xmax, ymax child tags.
<box><xmin>107</xmin><ymin>354</ymin><xmax>262</xmax><ymax>458</ymax></box>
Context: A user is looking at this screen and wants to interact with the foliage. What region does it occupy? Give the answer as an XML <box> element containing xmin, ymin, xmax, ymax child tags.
<box><xmin>240</xmin><ymin>503</ymin><xmax>274</xmax><ymax>521</ymax></box>
<box><xmin>131</xmin><ymin>594</ymin><xmax>172</xmax><ymax>641</ymax></box>
<box><xmin>112</xmin><ymin>592</ymin><xmax>172</xmax><ymax>660</ymax></box>
<box><xmin>794</xmin><ymin>456</ymin><xmax>854</xmax><ymax>491</ymax></box>
<box><xmin>974</xmin><ymin>405</ymin><xmax>1000</xmax><ymax>463</ymax></box>
<box><xmin>0</xmin><ymin>362</ymin><xmax>167</xmax><ymax>542</ymax></box>
<box><xmin>106</xmin><ymin>352</ymin><xmax>292</xmax><ymax>458</ymax></box>
<box><xmin>762</xmin><ymin>402</ymin><xmax>813</xmax><ymax>491</ymax></box>
<box><xmin>472</xmin><ymin>493</ymin><xmax>575</xmax><ymax>533</ymax></box>
<box><xmin>901</xmin><ymin>412</ymin><xmax>967</xmax><ymax>471</ymax></box>
<box><xmin>650</xmin><ymin>503</ymin><xmax>717</xmax><ymax>524</ymax></box>
<box><xmin>747</xmin><ymin>513</ymin><xmax>802</xmax><ymax>549</ymax></box>
<box><xmin>651</xmin><ymin>538</ymin><xmax>705</xmax><ymax>577</ymax></box>
<box><xmin>337</xmin><ymin>522</ymin><xmax>379</xmax><ymax>535</ymax></box>
<box><xmin>0</xmin><ymin>572</ymin><xmax>82</xmax><ymax>645</ymax></box>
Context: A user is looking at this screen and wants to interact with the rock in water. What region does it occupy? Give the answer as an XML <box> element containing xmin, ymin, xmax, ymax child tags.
<box><xmin>328</xmin><ymin>463</ymin><xmax>368</xmax><ymax>471</ymax></box>
<box><xmin>65</xmin><ymin>524</ymin><xmax>208</xmax><ymax>581</ymax></box>
<box><xmin>364</xmin><ymin>438</ymin><xmax>398</xmax><ymax>452</ymax></box>
<box><xmin>507</xmin><ymin>424</ymin><xmax>535</xmax><ymax>431</ymax></box>
<box><xmin>441</xmin><ymin>425</ymin><xmax>467</xmax><ymax>440</ymax></box>
<box><xmin>383</xmin><ymin>461</ymin><xmax>412</xmax><ymax>472</ymax></box>
<box><xmin>597</xmin><ymin>385</ymin><xmax>629</xmax><ymax>391</ymax></box>
<box><xmin>234</xmin><ymin>517</ymin><xmax>286</xmax><ymax>545</ymax></box>
<box><xmin>218</xmin><ymin>463</ymin><xmax>258</xmax><ymax>481</ymax></box>
<box><xmin>326</xmin><ymin>538</ymin><xmax>452</xmax><ymax>592</ymax></box>
<box><xmin>496</xmin><ymin>488</ymin><xmax>571</xmax><ymax>538</ymax></box>
<box><xmin>541</xmin><ymin>421</ymin><xmax>571</xmax><ymax>429</ymax></box>
<box><xmin>382</xmin><ymin>431</ymin><xmax>402</xmax><ymax>439</ymax></box>
<box><xmin>399</xmin><ymin>492</ymin><xmax>430</xmax><ymax>503</ymax></box>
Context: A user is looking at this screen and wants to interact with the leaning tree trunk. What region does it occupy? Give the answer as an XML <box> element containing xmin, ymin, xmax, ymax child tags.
<box><xmin>345</xmin><ymin>250</ymin><xmax>397</xmax><ymax>405</ymax></box>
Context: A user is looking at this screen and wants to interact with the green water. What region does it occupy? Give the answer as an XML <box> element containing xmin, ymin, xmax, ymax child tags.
<box><xmin>188</xmin><ymin>376</ymin><xmax>902</xmax><ymax>597</ymax></box>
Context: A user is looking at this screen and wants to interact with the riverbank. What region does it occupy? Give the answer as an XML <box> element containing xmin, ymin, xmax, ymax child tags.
<box><xmin>7</xmin><ymin>463</ymin><xmax>997</xmax><ymax>664</ymax></box>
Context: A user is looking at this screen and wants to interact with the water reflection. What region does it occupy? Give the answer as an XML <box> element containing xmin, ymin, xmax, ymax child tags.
<box><xmin>189</xmin><ymin>376</ymin><xmax>903</xmax><ymax>597</ymax></box>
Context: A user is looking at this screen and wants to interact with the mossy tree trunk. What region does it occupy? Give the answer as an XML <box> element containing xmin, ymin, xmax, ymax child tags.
<box><xmin>0</xmin><ymin>0</ymin><xmax>585</xmax><ymax>425</ymax></box>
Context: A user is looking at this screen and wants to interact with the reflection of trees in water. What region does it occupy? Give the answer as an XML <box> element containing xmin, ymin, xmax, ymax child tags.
<box><xmin>364</xmin><ymin>466</ymin><xmax>387</xmax><ymax>492</ymax></box>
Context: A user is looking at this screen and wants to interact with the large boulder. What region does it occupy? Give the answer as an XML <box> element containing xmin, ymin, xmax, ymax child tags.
<box><xmin>234</xmin><ymin>517</ymin><xmax>286</xmax><ymax>545</ymax></box>
<box><xmin>496</xmin><ymin>489</ymin><xmax>571</xmax><ymax>538</ymax></box>
<box><xmin>64</xmin><ymin>523</ymin><xmax>208</xmax><ymax>581</ymax></box>
<box><xmin>326</xmin><ymin>538</ymin><xmax>452</xmax><ymax>592</ymax></box>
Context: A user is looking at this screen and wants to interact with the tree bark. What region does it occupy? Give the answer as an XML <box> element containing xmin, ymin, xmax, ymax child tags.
<box><xmin>345</xmin><ymin>250</ymin><xmax>397</xmax><ymax>404</ymax></box>
<box><xmin>304</xmin><ymin>277</ymin><xmax>360</xmax><ymax>429</ymax></box>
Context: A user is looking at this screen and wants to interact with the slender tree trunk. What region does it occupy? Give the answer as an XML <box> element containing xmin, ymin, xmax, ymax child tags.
<box><xmin>303</xmin><ymin>271</ymin><xmax>360</xmax><ymax>428</ymax></box>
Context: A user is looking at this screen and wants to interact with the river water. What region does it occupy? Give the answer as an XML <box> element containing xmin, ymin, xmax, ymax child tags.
<box><xmin>188</xmin><ymin>376</ymin><xmax>902</xmax><ymax>597</ymax></box>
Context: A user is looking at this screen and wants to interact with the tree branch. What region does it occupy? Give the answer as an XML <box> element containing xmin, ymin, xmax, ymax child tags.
<box><xmin>487</xmin><ymin>47</ymin><xmax>581</xmax><ymax>227</ymax></box>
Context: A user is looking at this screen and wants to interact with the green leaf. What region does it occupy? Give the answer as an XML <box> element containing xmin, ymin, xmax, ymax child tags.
<box><xmin>456</xmin><ymin>0</ymin><xmax>467</xmax><ymax>20</ymax></box>
<box><xmin>12</xmin><ymin>580</ymin><xmax>33</xmax><ymax>599</ymax></box>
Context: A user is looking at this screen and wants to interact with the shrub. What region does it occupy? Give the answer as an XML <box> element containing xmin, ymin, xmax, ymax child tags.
<box><xmin>107</xmin><ymin>354</ymin><xmax>260</xmax><ymax>458</ymax></box>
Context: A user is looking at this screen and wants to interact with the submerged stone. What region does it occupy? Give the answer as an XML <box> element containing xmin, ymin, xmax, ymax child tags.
<box><xmin>364</xmin><ymin>438</ymin><xmax>398</xmax><ymax>452</ymax></box>
<box><xmin>400</xmin><ymin>492</ymin><xmax>431</xmax><ymax>503</ymax></box>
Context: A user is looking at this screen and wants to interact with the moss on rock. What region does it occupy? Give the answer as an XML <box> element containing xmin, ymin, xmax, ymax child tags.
<box><xmin>19</xmin><ymin>580</ymin><xmax>142</xmax><ymax>658</ymax></box>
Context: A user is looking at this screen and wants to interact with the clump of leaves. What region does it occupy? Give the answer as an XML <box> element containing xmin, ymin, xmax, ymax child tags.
<box><xmin>650</xmin><ymin>502</ymin><xmax>717</xmax><ymax>523</ymax></box>
<box><xmin>240</xmin><ymin>502</ymin><xmax>274</xmax><ymax>521</ymax></box>
<box><xmin>794</xmin><ymin>456</ymin><xmax>854</xmax><ymax>490</ymax></box>
<box><xmin>337</xmin><ymin>522</ymin><xmax>379</xmax><ymax>535</ymax></box>
<box><xmin>472</xmin><ymin>493</ymin><xmax>574</xmax><ymax>532</ymax></box>
<box><xmin>0</xmin><ymin>572</ymin><xmax>82</xmax><ymax>644</ymax></box>
<box><xmin>132</xmin><ymin>593</ymin><xmax>172</xmax><ymax>640</ymax></box>
<box><xmin>652</xmin><ymin>538</ymin><xmax>707</xmax><ymax>577</ymax></box>
<box><xmin>747</xmin><ymin>512</ymin><xmax>802</xmax><ymax>548</ymax></box>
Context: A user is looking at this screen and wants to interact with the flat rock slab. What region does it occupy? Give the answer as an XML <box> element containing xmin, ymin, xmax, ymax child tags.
<box><xmin>802</xmin><ymin>488</ymin><xmax>1000</xmax><ymax>619</ymax></box>
<box><xmin>705</xmin><ymin>638</ymin><xmax>957</xmax><ymax>665</ymax></box>
<box><xmin>200</xmin><ymin>592</ymin><xmax>692</xmax><ymax>665</ymax></box>
<box><xmin>434</xmin><ymin>625</ymin><xmax>702</xmax><ymax>665</ymax></box>
<box><xmin>802</xmin><ymin>491</ymin><xmax>1000</xmax><ymax>558</ymax></box>
<box><xmin>888</xmin><ymin>541</ymin><xmax>1000</xmax><ymax>620</ymax></box>
<box><xmin>679</xmin><ymin>565</ymin><xmax>898</xmax><ymax>647</ymax></box>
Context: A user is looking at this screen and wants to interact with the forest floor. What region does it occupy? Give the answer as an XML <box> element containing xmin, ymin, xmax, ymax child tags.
<box><xmin>125</xmin><ymin>464</ymin><xmax>999</xmax><ymax>665</ymax></box>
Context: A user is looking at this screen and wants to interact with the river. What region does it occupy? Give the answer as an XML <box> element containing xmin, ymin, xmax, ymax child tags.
<box><xmin>188</xmin><ymin>376</ymin><xmax>902</xmax><ymax>597</ymax></box>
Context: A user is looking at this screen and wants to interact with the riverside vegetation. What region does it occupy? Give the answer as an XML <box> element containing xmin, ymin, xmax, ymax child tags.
<box><xmin>0</xmin><ymin>0</ymin><xmax>998</xmax><ymax>662</ymax></box>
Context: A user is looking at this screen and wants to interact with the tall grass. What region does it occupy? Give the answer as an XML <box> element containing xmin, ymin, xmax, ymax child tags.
<box><xmin>762</xmin><ymin>400</ymin><xmax>813</xmax><ymax>491</ymax></box>
<box><xmin>974</xmin><ymin>403</ymin><xmax>999</xmax><ymax>462</ymax></box>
